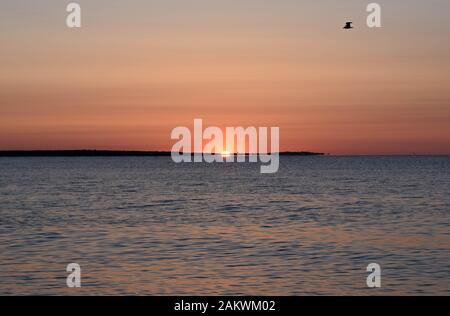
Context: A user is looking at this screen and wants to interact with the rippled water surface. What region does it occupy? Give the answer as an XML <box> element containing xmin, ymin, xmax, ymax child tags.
<box><xmin>0</xmin><ymin>156</ymin><xmax>449</xmax><ymax>295</ymax></box>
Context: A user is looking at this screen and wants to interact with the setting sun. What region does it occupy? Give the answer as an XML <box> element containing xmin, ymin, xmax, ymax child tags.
<box><xmin>221</xmin><ymin>151</ymin><xmax>231</xmax><ymax>157</ymax></box>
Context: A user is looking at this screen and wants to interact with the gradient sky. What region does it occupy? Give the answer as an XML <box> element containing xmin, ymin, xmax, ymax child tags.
<box><xmin>1</xmin><ymin>0</ymin><xmax>449</xmax><ymax>154</ymax></box>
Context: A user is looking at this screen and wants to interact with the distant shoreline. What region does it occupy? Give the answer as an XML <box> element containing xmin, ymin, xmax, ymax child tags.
<box><xmin>0</xmin><ymin>150</ymin><xmax>325</xmax><ymax>157</ymax></box>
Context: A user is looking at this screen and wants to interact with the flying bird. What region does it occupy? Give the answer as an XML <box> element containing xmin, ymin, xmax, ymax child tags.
<box><xmin>343</xmin><ymin>22</ymin><xmax>353</xmax><ymax>29</ymax></box>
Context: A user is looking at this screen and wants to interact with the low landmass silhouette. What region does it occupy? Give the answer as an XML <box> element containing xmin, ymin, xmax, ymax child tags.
<box><xmin>0</xmin><ymin>150</ymin><xmax>324</xmax><ymax>157</ymax></box>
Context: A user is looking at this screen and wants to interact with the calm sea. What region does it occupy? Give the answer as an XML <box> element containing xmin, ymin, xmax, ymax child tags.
<box><xmin>0</xmin><ymin>156</ymin><xmax>449</xmax><ymax>295</ymax></box>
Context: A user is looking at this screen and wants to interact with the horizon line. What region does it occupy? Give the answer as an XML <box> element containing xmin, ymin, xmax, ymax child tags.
<box><xmin>0</xmin><ymin>150</ymin><xmax>449</xmax><ymax>157</ymax></box>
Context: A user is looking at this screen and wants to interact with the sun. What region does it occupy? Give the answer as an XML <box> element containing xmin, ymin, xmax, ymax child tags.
<box><xmin>221</xmin><ymin>150</ymin><xmax>231</xmax><ymax>157</ymax></box>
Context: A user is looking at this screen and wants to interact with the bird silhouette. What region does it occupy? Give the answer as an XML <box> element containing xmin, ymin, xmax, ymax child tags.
<box><xmin>343</xmin><ymin>22</ymin><xmax>353</xmax><ymax>29</ymax></box>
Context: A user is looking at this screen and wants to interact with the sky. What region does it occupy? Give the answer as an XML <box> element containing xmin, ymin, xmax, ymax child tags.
<box><xmin>1</xmin><ymin>0</ymin><xmax>449</xmax><ymax>154</ymax></box>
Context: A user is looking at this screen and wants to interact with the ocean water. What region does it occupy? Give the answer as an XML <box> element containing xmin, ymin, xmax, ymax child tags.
<box><xmin>0</xmin><ymin>156</ymin><xmax>449</xmax><ymax>295</ymax></box>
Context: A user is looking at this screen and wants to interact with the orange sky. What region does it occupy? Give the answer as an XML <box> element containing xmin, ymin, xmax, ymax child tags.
<box><xmin>1</xmin><ymin>0</ymin><xmax>449</xmax><ymax>154</ymax></box>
